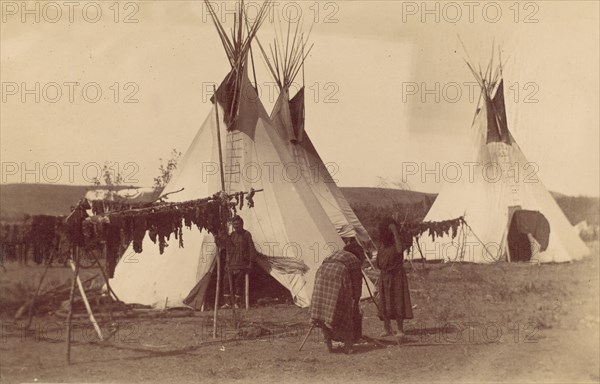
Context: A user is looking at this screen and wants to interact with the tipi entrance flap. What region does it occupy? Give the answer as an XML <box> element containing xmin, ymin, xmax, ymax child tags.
<box><xmin>507</xmin><ymin>210</ymin><xmax>550</xmax><ymax>262</ymax></box>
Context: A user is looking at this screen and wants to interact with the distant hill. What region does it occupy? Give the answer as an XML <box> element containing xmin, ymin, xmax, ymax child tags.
<box><xmin>552</xmin><ymin>194</ymin><xmax>600</xmax><ymax>227</ymax></box>
<box><xmin>339</xmin><ymin>187</ymin><xmax>436</xmax><ymax>208</ymax></box>
<box><xmin>0</xmin><ymin>184</ymin><xmax>91</xmax><ymax>221</ymax></box>
<box><xmin>0</xmin><ymin>184</ymin><xmax>598</xmax><ymax>227</ymax></box>
<box><xmin>0</xmin><ymin>184</ymin><xmax>154</xmax><ymax>221</ymax></box>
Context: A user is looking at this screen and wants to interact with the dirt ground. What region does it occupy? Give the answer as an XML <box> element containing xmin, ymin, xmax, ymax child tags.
<box><xmin>1</xmin><ymin>242</ymin><xmax>599</xmax><ymax>384</ymax></box>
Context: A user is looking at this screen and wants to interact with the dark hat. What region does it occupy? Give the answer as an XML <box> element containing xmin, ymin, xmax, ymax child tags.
<box><xmin>344</xmin><ymin>241</ymin><xmax>366</xmax><ymax>262</ymax></box>
<box><xmin>231</xmin><ymin>215</ymin><xmax>243</xmax><ymax>224</ymax></box>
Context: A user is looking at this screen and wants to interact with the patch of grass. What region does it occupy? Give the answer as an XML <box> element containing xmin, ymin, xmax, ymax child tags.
<box><xmin>405</xmin><ymin>243</ymin><xmax>599</xmax><ymax>331</ymax></box>
<box><xmin>0</xmin><ymin>262</ymin><xmax>100</xmax><ymax>318</ymax></box>
<box><xmin>0</xmin><ymin>279</ymin><xmax>37</xmax><ymax>315</ymax></box>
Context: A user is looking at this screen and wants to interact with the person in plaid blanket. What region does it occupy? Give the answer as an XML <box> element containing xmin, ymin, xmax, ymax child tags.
<box><xmin>310</xmin><ymin>241</ymin><xmax>365</xmax><ymax>354</ymax></box>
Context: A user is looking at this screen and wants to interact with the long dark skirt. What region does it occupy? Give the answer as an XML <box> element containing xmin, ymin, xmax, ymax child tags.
<box><xmin>378</xmin><ymin>267</ymin><xmax>413</xmax><ymax>320</ymax></box>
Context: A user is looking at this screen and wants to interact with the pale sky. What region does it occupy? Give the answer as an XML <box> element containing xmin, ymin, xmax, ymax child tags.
<box><xmin>1</xmin><ymin>1</ymin><xmax>598</xmax><ymax>196</ymax></box>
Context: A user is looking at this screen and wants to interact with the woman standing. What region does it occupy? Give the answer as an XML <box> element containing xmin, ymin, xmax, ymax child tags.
<box><xmin>376</xmin><ymin>219</ymin><xmax>413</xmax><ymax>337</ymax></box>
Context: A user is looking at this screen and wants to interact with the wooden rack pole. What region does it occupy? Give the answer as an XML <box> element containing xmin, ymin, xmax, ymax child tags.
<box><xmin>65</xmin><ymin>246</ymin><xmax>80</xmax><ymax>364</ymax></box>
<box><xmin>213</xmin><ymin>252</ymin><xmax>221</xmax><ymax>339</ymax></box>
<box><xmin>25</xmin><ymin>251</ymin><xmax>54</xmax><ymax>330</ymax></box>
<box><xmin>245</xmin><ymin>272</ymin><xmax>249</xmax><ymax>310</ymax></box>
<box><xmin>69</xmin><ymin>258</ymin><xmax>103</xmax><ymax>340</ymax></box>
<box><xmin>213</xmin><ymin>84</ymin><xmax>227</xmax><ymax>338</ymax></box>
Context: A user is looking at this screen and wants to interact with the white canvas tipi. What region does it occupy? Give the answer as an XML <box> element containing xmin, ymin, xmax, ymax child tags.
<box><xmin>415</xmin><ymin>59</ymin><xmax>589</xmax><ymax>263</ymax></box>
<box><xmin>257</xmin><ymin>24</ymin><xmax>376</xmax><ymax>254</ymax></box>
<box><xmin>110</xmin><ymin>2</ymin><xmax>344</xmax><ymax>308</ymax></box>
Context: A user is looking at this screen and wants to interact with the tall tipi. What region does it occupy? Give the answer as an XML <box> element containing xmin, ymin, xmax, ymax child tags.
<box><xmin>257</xmin><ymin>23</ymin><xmax>376</xmax><ymax>255</ymax></box>
<box><xmin>415</xmin><ymin>57</ymin><xmax>588</xmax><ymax>263</ymax></box>
<box><xmin>110</xmin><ymin>1</ymin><xmax>344</xmax><ymax>309</ymax></box>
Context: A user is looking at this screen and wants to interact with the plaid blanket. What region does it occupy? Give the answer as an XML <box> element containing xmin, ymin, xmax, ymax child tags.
<box><xmin>310</xmin><ymin>251</ymin><xmax>360</xmax><ymax>342</ymax></box>
<box><xmin>325</xmin><ymin>250</ymin><xmax>363</xmax><ymax>302</ymax></box>
<box><xmin>326</xmin><ymin>250</ymin><xmax>362</xmax><ymax>272</ymax></box>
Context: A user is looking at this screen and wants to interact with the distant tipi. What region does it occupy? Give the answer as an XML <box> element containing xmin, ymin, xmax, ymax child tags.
<box><xmin>416</xmin><ymin>56</ymin><xmax>589</xmax><ymax>263</ymax></box>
